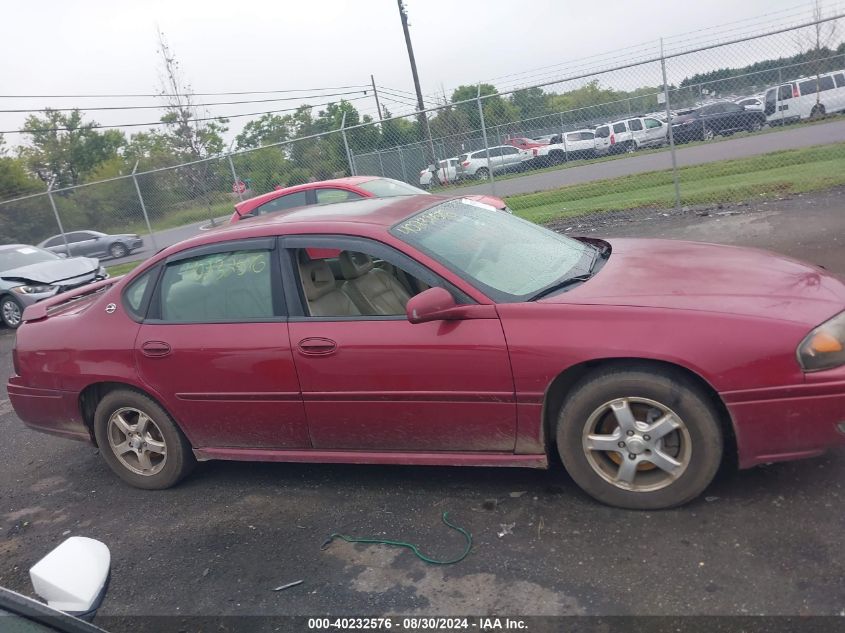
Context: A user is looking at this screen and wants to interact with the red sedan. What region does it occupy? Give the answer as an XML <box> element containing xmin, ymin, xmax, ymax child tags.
<box><xmin>229</xmin><ymin>176</ymin><xmax>510</xmax><ymax>223</ymax></box>
<box><xmin>504</xmin><ymin>137</ymin><xmax>548</xmax><ymax>150</ymax></box>
<box><xmin>9</xmin><ymin>195</ymin><xmax>845</xmax><ymax>509</ymax></box>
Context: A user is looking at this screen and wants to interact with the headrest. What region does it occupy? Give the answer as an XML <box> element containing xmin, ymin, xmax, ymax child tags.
<box><xmin>299</xmin><ymin>260</ymin><xmax>336</xmax><ymax>300</ymax></box>
<box><xmin>339</xmin><ymin>251</ymin><xmax>374</xmax><ymax>280</ymax></box>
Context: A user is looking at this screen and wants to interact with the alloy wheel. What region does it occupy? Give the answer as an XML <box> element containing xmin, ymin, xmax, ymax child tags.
<box><xmin>107</xmin><ymin>407</ymin><xmax>168</xmax><ymax>476</ymax></box>
<box><xmin>2</xmin><ymin>298</ymin><xmax>22</xmax><ymax>328</ymax></box>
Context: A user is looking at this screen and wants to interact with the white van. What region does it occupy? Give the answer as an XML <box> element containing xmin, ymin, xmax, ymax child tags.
<box><xmin>763</xmin><ymin>70</ymin><xmax>845</xmax><ymax>123</ymax></box>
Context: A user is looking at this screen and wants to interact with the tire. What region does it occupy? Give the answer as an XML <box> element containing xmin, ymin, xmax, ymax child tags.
<box><xmin>93</xmin><ymin>389</ymin><xmax>196</xmax><ymax>490</ymax></box>
<box><xmin>810</xmin><ymin>104</ymin><xmax>826</xmax><ymax>119</ymax></box>
<box><xmin>549</xmin><ymin>150</ymin><xmax>566</xmax><ymax>165</ymax></box>
<box><xmin>0</xmin><ymin>295</ymin><xmax>23</xmax><ymax>329</ymax></box>
<box><xmin>556</xmin><ymin>366</ymin><xmax>723</xmax><ymax>510</ymax></box>
<box><xmin>109</xmin><ymin>242</ymin><xmax>128</xmax><ymax>259</ymax></box>
<box><xmin>747</xmin><ymin>118</ymin><xmax>763</xmax><ymax>133</ymax></box>
<box><xmin>702</xmin><ymin>125</ymin><xmax>715</xmax><ymax>142</ymax></box>
<box><xmin>475</xmin><ymin>167</ymin><xmax>490</xmax><ymax>181</ymax></box>
<box><xmin>624</xmin><ymin>141</ymin><xmax>636</xmax><ymax>153</ymax></box>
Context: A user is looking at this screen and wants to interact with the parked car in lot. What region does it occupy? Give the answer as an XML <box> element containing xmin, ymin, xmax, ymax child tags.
<box><xmin>456</xmin><ymin>146</ymin><xmax>533</xmax><ymax>180</ymax></box>
<box><xmin>419</xmin><ymin>157</ymin><xmax>459</xmax><ymax>187</ymax></box>
<box><xmin>594</xmin><ymin>116</ymin><xmax>668</xmax><ymax>155</ymax></box>
<box><xmin>504</xmin><ymin>136</ymin><xmax>548</xmax><ymax>150</ymax></box>
<box><xmin>763</xmin><ymin>70</ymin><xmax>845</xmax><ymax>123</ymax></box>
<box><xmin>38</xmin><ymin>230</ymin><xmax>144</xmax><ymax>260</ymax></box>
<box><xmin>230</xmin><ymin>176</ymin><xmax>510</xmax><ymax>223</ymax></box>
<box><xmin>0</xmin><ymin>244</ymin><xmax>107</xmax><ymax>328</ymax></box>
<box><xmin>736</xmin><ymin>95</ymin><xmax>765</xmax><ymax>112</ymax></box>
<box><xmin>9</xmin><ymin>195</ymin><xmax>845</xmax><ymax>510</ymax></box>
<box><xmin>533</xmin><ymin>129</ymin><xmax>596</xmax><ymax>164</ymax></box>
<box><xmin>671</xmin><ymin>101</ymin><xmax>767</xmax><ymax>142</ymax></box>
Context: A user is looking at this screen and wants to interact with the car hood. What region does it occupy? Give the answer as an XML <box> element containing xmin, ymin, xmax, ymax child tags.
<box><xmin>0</xmin><ymin>257</ymin><xmax>99</xmax><ymax>285</ymax></box>
<box><xmin>544</xmin><ymin>238</ymin><xmax>845</xmax><ymax>326</ymax></box>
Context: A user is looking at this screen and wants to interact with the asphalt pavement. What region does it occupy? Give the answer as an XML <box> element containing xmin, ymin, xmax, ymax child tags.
<box><xmin>0</xmin><ymin>192</ymin><xmax>843</xmax><ymax>629</ymax></box>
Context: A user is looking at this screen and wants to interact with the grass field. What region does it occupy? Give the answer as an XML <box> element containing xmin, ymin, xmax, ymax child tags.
<box><xmin>506</xmin><ymin>142</ymin><xmax>845</xmax><ymax>223</ymax></box>
<box><xmin>106</xmin><ymin>261</ymin><xmax>142</xmax><ymax>276</ymax></box>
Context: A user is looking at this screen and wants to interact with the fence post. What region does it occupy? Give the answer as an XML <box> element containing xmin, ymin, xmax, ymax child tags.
<box><xmin>778</xmin><ymin>67</ymin><xmax>784</xmax><ymax>126</ymax></box>
<box><xmin>227</xmin><ymin>154</ymin><xmax>244</xmax><ymax>202</ymax></box>
<box><xmin>132</xmin><ymin>161</ymin><xmax>158</xmax><ymax>251</ymax></box>
<box><xmin>377</xmin><ymin>149</ymin><xmax>386</xmax><ymax>177</ymax></box>
<box><xmin>477</xmin><ymin>84</ymin><xmax>497</xmax><ymax>197</ymax></box>
<box><xmin>398</xmin><ymin>147</ymin><xmax>408</xmax><ymax>184</ymax></box>
<box><xmin>46</xmin><ymin>178</ymin><xmax>70</xmax><ymax>253</ymax></box>
<box><xmin>340</xmin><ymin>112</ymin><xmax>356</xmax><ymax>176</ymax></box>
<box><xmin>660</xmin><ymin>38</ymin><xmax>682</xmax><ymax>213</ymax></box>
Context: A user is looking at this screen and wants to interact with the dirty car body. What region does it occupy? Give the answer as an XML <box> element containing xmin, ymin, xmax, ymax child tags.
<box><xmin>8</xmin><ymin>195</ymin><xmax>845</xmax><ymax>509</ymax></box>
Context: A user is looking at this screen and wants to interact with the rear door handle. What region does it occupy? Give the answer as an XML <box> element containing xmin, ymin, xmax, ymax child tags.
<box><xmin>141</xmin><ymin>341</ymin><xmax>171</xmax><ymax>357</ymax></box>
<box><xmin>297</xmin><ymin>337</ymin><xmax>337</xmax><ymax>356</ymax></box>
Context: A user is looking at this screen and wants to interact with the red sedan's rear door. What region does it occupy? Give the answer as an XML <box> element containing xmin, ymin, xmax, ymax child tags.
<box><xmin>134</xmin><ymin>239</ymin><xmax>309</xmax><ymax>450</ymax></box>
<box><xmin>283</xmin><ymin>236</ymin><xmax>517</xmax><ymax>452</ymax></box>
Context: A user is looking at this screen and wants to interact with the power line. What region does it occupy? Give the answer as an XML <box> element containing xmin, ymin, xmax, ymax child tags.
<box><xmin>377</xmin><ymin>85</ymin><xmax>440</xmax><ymax>107</ymax></box>
<box><xmin>0</xmin><ymin>90</ymin><xmax>368</xmax><ymax>114</ymax></box>
<box><xmin>0</xmin><ymin>95</ymin><xmax>372</xmax><ymax>135</ymax></box>
<box><xmin>0</xmin><ymin>85</ymin><xmax>371</xmax><ymax>99</ymax></box>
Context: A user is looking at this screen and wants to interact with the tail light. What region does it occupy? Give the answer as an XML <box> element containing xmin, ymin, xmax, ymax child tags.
<box><xmin>462</xmin><ymin>161</ymin><xmax>470</xmax><ymax>167</ymax></box>
<box><xmin>792</xmin><ymin>84</ymin><xmax>799</xmax><ymax>98</ymax></box>
<box><xmin>610</xmin><ymin>134</ymin><xmax>616</xmax><ymax>145</ymax></box>
<box><xmin>12</xmin><ymin>344</ymin><xmax>20</xmax><ymax>376</ymax></box>
<box><xmin>420</xmin><ymin>170</ymin><xmax>427</xmax><ymax>176</ymax></box>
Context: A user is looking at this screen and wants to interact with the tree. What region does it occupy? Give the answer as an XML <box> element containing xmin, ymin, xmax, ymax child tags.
<box><xmin>18</xmin><ymin>110</ymin><xmax>126</xmax><ymax>187</ymax></box>
<box><xmin>793</xmin><ymin>0</ymin><xmax>840</xmax><ymax>110</ymax></box>
<box><xmin>235</xmin><ymin>114</ymin><xmax>291</xmax><ymax>150</ymax></box>
<box><xmin>510</xmin><ymin>87</ymin><xmax>548</xmax><ymax>120</ymax></box>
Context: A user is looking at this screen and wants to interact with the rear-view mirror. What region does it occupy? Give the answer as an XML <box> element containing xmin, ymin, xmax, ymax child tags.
<box><xmin>30</xmin><ymin>536</ymin><xmax>111</xmax><ymax>621</ymax></box>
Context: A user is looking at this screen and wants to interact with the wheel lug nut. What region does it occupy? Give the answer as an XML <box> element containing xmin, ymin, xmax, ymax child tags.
<box><xmin>643</xmin><ymin>435</ymin><xmax>651</xmax><ymax>441</ymax></box>
<box><xmin>628</xmin><ymin>453</ymin><xmax>637</xmax><ymax>460</ymax></box>
<box><xmin>626</xmin><ymin>430</ymin><xmax>635</xmax><ymax>436</ymax></box>
<box><xmin>617</xmin><ymin>441</ymin><xmax>626</xmax><ymax>448</ymax></box>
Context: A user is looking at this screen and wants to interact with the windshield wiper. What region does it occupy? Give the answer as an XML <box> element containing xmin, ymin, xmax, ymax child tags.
<box><xmin>529</xmin><ymin>273</ymin><xmax>593</xmax><ymax>301</ymax></box>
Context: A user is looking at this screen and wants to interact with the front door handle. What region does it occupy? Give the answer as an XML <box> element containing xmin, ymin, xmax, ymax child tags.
<box><xmin>141</xmin><ymin>341</ymin><xmax>171</xmax><ymax>357</ymax></box>
<box><xmin>297</xmin><ymin>337</ymin><xmax>337</xmax><ymax>356</ymax></box>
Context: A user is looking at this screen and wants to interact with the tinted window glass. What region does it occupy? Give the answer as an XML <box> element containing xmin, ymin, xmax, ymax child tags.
<box><xmin>43</xmin><ymin>236</ymin><xmax>63</xmax><ymax>248</ymax></box>
<box><xmin>778</xmin><ymin>84</ymin><xmax>793</xmax><ymax>100</ymax></box>
<box><xmin>595</xmin><ymin>126</ymin><xmax>610</xmax><ymax>138</ymax></box>
<box><xmin>580</xmin><ymin>131</ymin><xmax>595</xmax><ymax>140</ymax></box>
<box><xmin>628</xmin><ymin>119</ymin><xmax>643</xmax><ymax>131</ymax></box>
<box><xmin>66</xmin><ymin>232</ymin><xmax>92</xmax><ymax>243</ymax></box>
<box><xmin>765</xmin><ymin>89</ymin><xmax>777</xmax><ymax>105</ymax></box>
<box><xmin>565</xmin><ymin>133</ymin><xmax>579</xmax><ymax>142</ymax></box>
<box><xmin>124</xmin><ymin>268</ymin><xmax>154</xmax><ymax>318</ymax></box>
<box><xmin>357</xmin><ymin>178</ymin><xmax>426</xmax><ymax>197</ymax></box>
<box><xmin>160</xmin><ymin>250</ymin><xmax>274</xmax><ymax>322</ymax></box>
<box><xmin>612</xmin><ymin>122</ymin><xmax>627</xmax><ymax>133</ymax></box>
<box><xmin>819</xmin><ymin>75</ymin><xmax>835</xmax><ymax>91</ymax></box>
<box><xmin>835</xmin><ymin>73</ymin><xmax>845</xmax><ymax>88</ymax></box>
<box><xmin>644</xmin><ymin>118</ymin><xmax>662</xmax><ymax>129</ymax></box>
<box><xmin>315</xmin><ymin>188</ymin><xmax>364</xmax><ymax>205</ymax></box>
<box><xmin>723</xmin><ymin>103</ymin><xmax>743</xmax><ymax>113</ymax></box>
<box><xmin>799</xmin><ymin>79</ymin><xmax>818</xmax><ymax>95</ymax></box>
<box><xmin>501</xmin><ymin>147</ymin><xmax>519</xmax><ymax>155</ymax></box>
<box><xmin>255</xmin><ymin>191</ymin><xmax>308</xmax><ymax>216</ymax></box>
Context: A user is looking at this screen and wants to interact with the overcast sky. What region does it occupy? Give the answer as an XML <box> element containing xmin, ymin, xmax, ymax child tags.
<box><xmin>0</xmin><ymin>0</ymin><xmax>836</xmax><ymax>146</ymax></box>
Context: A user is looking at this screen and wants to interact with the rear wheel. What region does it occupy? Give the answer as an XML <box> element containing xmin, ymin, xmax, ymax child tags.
<box><xmin>624</xmin><ymin>141</ymin><xmax>636</xmax><ymax>153</ymax></box>
<box><xmin>475</xmin><ymin>167</ymin><xmax>490</xmax><ymax>180</ymax></box>
<box><xmin>0</xmin><ymin>295</ymin><xmax>23</xmax><ymax>329</ymax></box>
<box><xmin>556</xmin><ymin>367</ymin><xmax>723</xmax><ymax>509</ymax></box>
<box><xmin>702</xmin><ymin>125</ymin><xmax>715</xmax><ymax>141</ymax></box>
<box><xmin>549</xmin><ymin>150</ymin><xmax>566</xmax><ymax>165</ymax></box>
<box><xmin>810</xmin><ymin>103</ymin><xmax>826</xmax><ymax>119</ymax></box>
<box><xmin>93</xmin><ymin>389</ymin><xmax>196</xmax><ymax>489</ymax></box>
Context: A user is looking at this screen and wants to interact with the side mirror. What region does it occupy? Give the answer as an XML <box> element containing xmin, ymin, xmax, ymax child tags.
<box><xmin>406</xmin><ymin>287</ymin><xmax>463</xmax><ymax>324</ymax></box>
<box><xmin>30</xmin><ymin>536</ymin><xmax>111</xmax><ymax>621</ymax></box>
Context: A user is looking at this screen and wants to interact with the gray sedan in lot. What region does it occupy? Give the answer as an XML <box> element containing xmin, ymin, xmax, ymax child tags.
<box><xmin>38</xmin><ymin>230</ymin><xmax>143</xmax><ymax>259</ymax></box>
<box><xmin>0</xmin><ymin>245</ymin><xmax>107</xmax><ymax>328</ymax></box>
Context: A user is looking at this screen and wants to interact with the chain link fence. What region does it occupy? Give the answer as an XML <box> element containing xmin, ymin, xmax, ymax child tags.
<box><xmin>1</xmin><ymin>11</ymin><xmax>843</xmax><ymax>262</ymax></box>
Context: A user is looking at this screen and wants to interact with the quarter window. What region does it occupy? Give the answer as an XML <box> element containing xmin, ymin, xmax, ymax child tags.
<box><xmin>612</xmin><ymin>122</ymin><xmax>627</xmax><ymax>133</ymax></box>
<box><xmin>627</xmin><ymin>119</ymin><xmax>644</xmax><ymax>131</ymax></box>
<box><xmin>160</xmin><ymin>249</ymin><xmax>275</xmax><ymax>322</ymax></box>
<box><xmin>778</xmin><ymin>84</ymin><xmax>794</xmax><ymax>100</ymax></box>
<box><xmin>254</xmin><ymin>191</ymin><xmax>308</xmax><ymax>216</ymax></box>
<box><xmin>124</xmin><ymin>268</ymin><xmax>156</xmax><ymax>319</ymax></box>
<box><xmin>835</xmin><ymin>73</ymin><xmax>845</xmax><ymax>88</ymax></box>
<box><xmin>819</xmin><ymin>75</ymin><xmax>835</xmax><ymax>91</ymax></box>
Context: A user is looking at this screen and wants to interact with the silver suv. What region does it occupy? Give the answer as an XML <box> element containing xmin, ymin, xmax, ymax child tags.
<box><xmin>457</xmin><ymin>146</ymin><xmax>532</xmax><ymax>179</ymax></box>
<box><xmin>594</xmin><ymin>116</ymin><xmax>667</xmax><ymax>155</ymax></box>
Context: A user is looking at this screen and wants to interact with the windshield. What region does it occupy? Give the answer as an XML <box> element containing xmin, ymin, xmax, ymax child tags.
<box><xmin>391</xmin><ymin>199</ymin><xmax>593</xmax><ymax>302</ymax></box>
<box><xmin>0</xmin><ymin>246</ymin><xmax>59</xmax><ymax>270</ymax></box>
<box><xmin>358</xmin><ymin>178</ymin><xmax>428</xmax><ymax>198</ymax></box>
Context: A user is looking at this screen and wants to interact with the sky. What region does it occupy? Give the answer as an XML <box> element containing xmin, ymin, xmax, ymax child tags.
<box><xmin>0</xmin><ymin>0</ymin><xmax>839</xmax><ymax>147</ymax></box>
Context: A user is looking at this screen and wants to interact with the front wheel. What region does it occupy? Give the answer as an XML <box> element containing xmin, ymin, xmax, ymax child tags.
<box><xmin>109</xmin><ymin>242</ymin><xmax>128</xmax><ymax>259</ymax></box>
<box><xmin>93</xmin><ymin>389</ymin><xmax>196</xmax><ymax>489</ymax></box>
<box><xmin>1</xmin><ymin>295</ymin><xmax>23</xmax><ymax>329</ymax></box>
<box><xmin>747</xmin><ymin>118</ymin><xmax>763</xmax><ymax>133</ymax></box>
<box><xmin>556</xmin><ymin>367</ymin><xmax>723</xmax><ymax>509</ymax></box>
<box><xmin>810</xmin><ymin>104</ymin><xmax>826</xmax><ymax>119</ymax></box>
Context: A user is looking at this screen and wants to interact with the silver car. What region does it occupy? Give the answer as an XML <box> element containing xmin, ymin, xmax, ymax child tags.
<box><xmin>38</xmin><ymin>230</ymin><xmax>143</xmax><ymax>260</ymax></box>
<box><xmin>456</xmin><ymin>146</ymin><xmax>533</xmax><ymax>180</ymax></box>
<box><xmin>0</xmin><ymin>245</ymin><xmax>107</xmax><ymax>328</ymax></box>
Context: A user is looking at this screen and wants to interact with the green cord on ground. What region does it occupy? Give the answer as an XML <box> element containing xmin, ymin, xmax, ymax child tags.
<box><xmin>321</xmin><ymin>511</ymin><xmax>472</xmax><ymax>565</ymax></box>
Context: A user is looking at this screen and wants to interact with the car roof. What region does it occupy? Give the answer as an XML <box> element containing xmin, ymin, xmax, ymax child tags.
<box><xmin>234</xmin><ymin>175</ymin><xmax>382</xmax><ymax>212</ymax></box>
<box><xmin>0</xmin><ymin>244</ymin><xmax>39</xmax><ymax>252</ymax></box>
<box><xmin>167</xmin><ymin>195</ymin><xmax>447</xmax><ymax>254</ymax></box>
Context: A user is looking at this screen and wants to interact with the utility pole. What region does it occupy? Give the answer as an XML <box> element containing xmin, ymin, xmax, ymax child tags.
<box><xmin>396</xmin><ymin>0</ymin><xmax>435</xmax><ymax>166</ymax></box>
<box><xmin>371</xmin><ymin>75</ymin><xmax>383</xmax><ymax>121</ymax></box>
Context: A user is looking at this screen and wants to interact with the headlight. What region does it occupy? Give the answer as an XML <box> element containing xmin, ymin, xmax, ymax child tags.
<box><xmin>12</xmin><ymin>284</ymin><xmax>55</xmax><ymax>295</ymax></box>
<box><xmin>797</xmin><ymin>311</ymin><xmax>845</xmax><ymax>371</ymax></box>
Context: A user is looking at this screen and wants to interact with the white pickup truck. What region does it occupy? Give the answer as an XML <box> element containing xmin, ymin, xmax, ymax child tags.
<box><xmin>532</xmin><ymin>129</ymin><xmax>597</xmax><ymax>165</ymax></box>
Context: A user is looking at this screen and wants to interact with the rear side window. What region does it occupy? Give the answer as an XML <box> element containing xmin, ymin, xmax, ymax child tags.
<box><xmin>819</xmin><ymin>75</ymin><xmax>835</xmax><ymax>91</ymax></box>
<box><xmin>159</xmin><ymin>250</ymin><xmax>275</xmax><ymax>322</ymax></box>
<box><xmin>123</xmin><ymin>268</ymin><xmax>157</xmax><ymax>319</ymax></box>
<box><xmin>799</xmin><ymin>79</ymin><xmax>818</xmax><ymax>95</ymax></box>
<box><xmin>595</xmin><ymin>126</ymin><xmax>610</xmax><ymax>138</ymax></box>
<box><xmin>835</xmin><ymin>73</ymin><xmax>845</xmax><ymax>88</ymax></box>
<box><xmin>627</xmin><ymin>119</ymin><xmax>643</xmax><ymax>131</ymax></box>
<box><xmin>778</xmin><ymin>84</ymin><xmax>794</xmax><ymax>100</ymax></box>
<box><xmin>644</xmin><ymin>118</ymin><xmax>662</xmax><ymax>129</ymax></box>
<box><xmin>612</xmin><ymin>122</ymin><xmax>627</xmax><ymax>133</ymax></box>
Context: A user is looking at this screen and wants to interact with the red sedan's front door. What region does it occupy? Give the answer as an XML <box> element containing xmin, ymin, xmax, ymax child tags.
<box><xmin>288</xmin><ymin>318</ymin><xmax>516</xmax><ymax>451</ymax></box>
